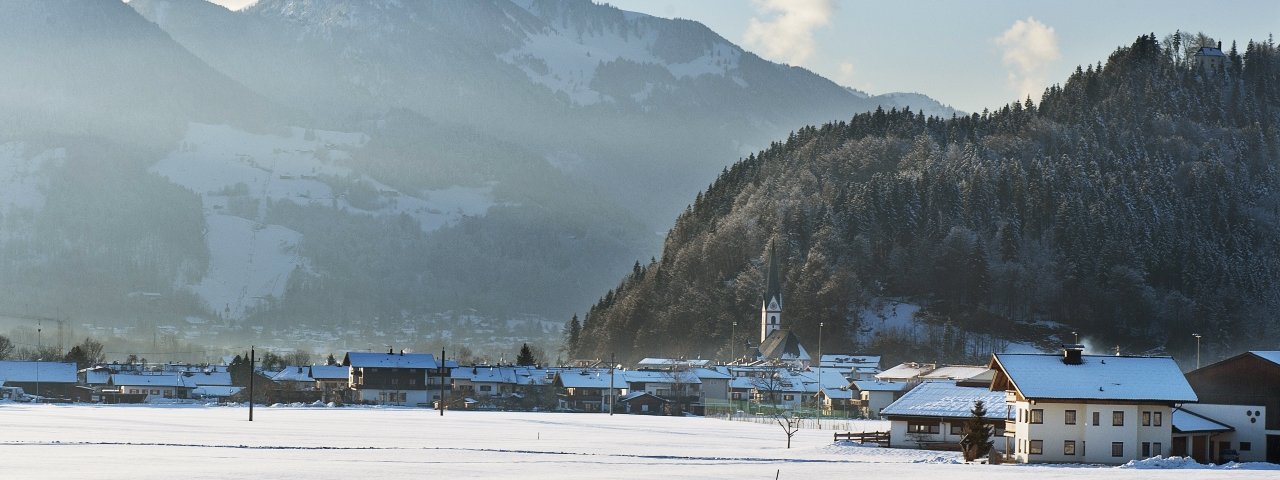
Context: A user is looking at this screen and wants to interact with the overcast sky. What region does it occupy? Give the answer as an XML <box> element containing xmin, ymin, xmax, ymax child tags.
<box><xmin>207</xmin><ymin>0</ymin><xmax>1278</xmax><ymax>113</ymax></box>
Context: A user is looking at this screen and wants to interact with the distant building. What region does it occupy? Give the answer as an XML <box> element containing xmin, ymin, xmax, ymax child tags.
<box><xmin>1184</xmin><ymin>350</ymin><xmax>1280</xmax><ymax>463</ymax></box>
<box><xmin>753</xmin><ymin>242</ymin><xmax>810</xmax><ymax>368</ymax></box>
<box><xmin>343</xmin><ymin>350</ymin><xmax>455</xmax><ymax>406</ymax></box>
<box><xmin>1194</xmin><ymin>44</ymin><xmax>1226</xmax><ymax>72</ymax></box>
<box><xmin>0</xmin><ymin>361</ymin><xmax>78</xmax><ymax>399</ymax></box>
<box><xmin>989</xmin><ymin>346</ymin><xmax>1197</xmax><ymax>464</ymax></box>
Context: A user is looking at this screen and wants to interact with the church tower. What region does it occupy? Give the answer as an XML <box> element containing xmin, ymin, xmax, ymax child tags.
<box><xmin>761</xmin><ymin>242</ymin><xmax>783</xmax><ymax>342</ymax></box>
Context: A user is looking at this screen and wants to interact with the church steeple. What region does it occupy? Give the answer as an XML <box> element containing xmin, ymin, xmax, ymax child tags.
<box><xmin>761</xmin><ymin>241</ymin><xmax>783</xmax><ymax>342</ymax></box>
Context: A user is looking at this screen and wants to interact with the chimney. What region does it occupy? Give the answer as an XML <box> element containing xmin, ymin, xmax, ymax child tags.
<box><xmin>1062</xmin><ymin>344</ymin><xmax>1084</xmax><ymax>365</ymax></box>
<box><xmin>388</xmin><ymin>347</ymin><xmax>394</xmax><ymax>355</ymax></box>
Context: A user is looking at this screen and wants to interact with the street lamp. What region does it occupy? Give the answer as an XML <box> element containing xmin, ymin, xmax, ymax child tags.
<box><xmin>1192</xmin><ymin>333</ymin><xmax>1202</xmax><ymax>369</ymax></box>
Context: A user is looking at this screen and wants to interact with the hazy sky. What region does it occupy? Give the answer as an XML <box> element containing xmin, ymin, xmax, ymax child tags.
<box><xmin>206</xmin><ymin>0</ymin><xmax>1278</xmax><ymax>113</ymax></box>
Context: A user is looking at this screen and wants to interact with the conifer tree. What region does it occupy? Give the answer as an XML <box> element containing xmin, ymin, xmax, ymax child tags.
<box><xmin>960</xmin><ymin>400</ymin><xmax>994</xmax><ymax>462</ymax></box>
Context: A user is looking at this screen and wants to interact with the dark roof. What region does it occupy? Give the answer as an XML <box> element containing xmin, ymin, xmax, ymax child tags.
<box><xmin>764</xmin><ymin>241</ymin><xmax>783</xmax><ymax>309</ymax></box>
<box><xmin>758</xmin><ymin>329</ymin><xmax>809</xmax><ymax>361</ymax></box>
<box><xmin>1196</xmin><ymin>46</ymin><xmax>1226</xmax><ymax>57</ymax></box>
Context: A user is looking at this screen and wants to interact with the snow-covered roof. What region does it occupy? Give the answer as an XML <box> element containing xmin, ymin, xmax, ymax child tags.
<box><xmin>1195</xmin><ymin>46</ymin><xmax>1226</xmax><ymax>57</ymax></box>
<box><xmin>272</xmin><ymin>366</ymin><xmax>314</xmax><ymax>383</ymax></box>
<box><xmin>876</xmin><ymin>362</ymin><xmax>936</xmax><ymax>381</ymax></box>
<box><xmin>992</xmin><ymin>353</ymin><xmax>1197</xmax><ymax>402</ymax></box>
<box><xmin>181</xmin><ymin>370</ymin><xmax>233</xmax><ymax>386</ymax></box>
<box><xmin>923</xmin><ymin>366</ymin><xmax>990</xmax><ymax>381</ymax></box>
<box><xmin>689</xmin><ymin>368</ymin><xmax>732</xmax><ymax>380</ymax></box>
<box><xmin>191</xmin><ymin>386</ymin><xmax>244</xmax><ymax>398</ymax></box>
<box><xmin>875</xmin><ymin>362</ymin><xmax>988</xmax><ymax>382</ymax></box>
<box><xmin>111</xmin><ymin>373</ymin><xmax>194</xmax><ymax>388</ymax></box>
<box><xmin>880</xmin><ymin>382</ymin><xmax>1007</xmax><ymax>419</ymax></box>
<box><xmin>1172</xmin><ymin>407</ymin><xmax>1234</xmax><ymax>434</ymax></box>
<box><xmin>452</xmin><ymin>366</ymin><xmax>520</xmax><ymax>384</ymax></box>
<box><xmin>343</xmin><ymin>352</ymin><xmax>453</xmax><ymax>369</ymax></box>
<box><xmin>618</xmin><ymin>391</ymin><xmax>667</xmax><ymax>403</ymax></box>
<box><xmin>556</xmin><ymin>369</ymin><xmax>625</xmax><ymax>389</ymax></box>
<box><xmin>310</xmin><ymin>365</ymin><xmax>350</xmax><ymax>380</ymax></box>
<box><xmin>81</xmin><ymin>367</ymin><xmax>113</xmax><ymax>385</ymax></box>
<box><xmin>852</xmin><ymin>380</ymin><xmax>910</xmax><ymax>392</ymax></box>
<box><xmin>0</xmin><ymin>361</ymin><xmax>78</xmax><ymax>384</ymax></box>
<box><xmin>758</xmin><ymin>330</ymin><xmax>810</xmax><ymax>362</ymax></box>
<box><xmin>1250</xmin><ymin>351</ymin><xmax>1280</xmax><ymax>367</ymax></box>
<box><xmin>636</xmin><ymin>358</ymin><xmax>711</xmax><ymax>368</ymax></box>
<box><xmin>513</xmin><ymin>368</ymin><xmax>554</xmax><ymax>386</ymax></box>
<box><xmin>624</xmin><ymin>370</ymin><xmax>701</xmax><ymax>385</ymax></box>
<box><xmin>819</xmin><ymin>354</ymin><xmax>881</xmax><ymax>369</ymax></box>
<box><xmin>820</xmin><ymin>387</ymin><xmax>855</xmax><ymax>400</ymax></box>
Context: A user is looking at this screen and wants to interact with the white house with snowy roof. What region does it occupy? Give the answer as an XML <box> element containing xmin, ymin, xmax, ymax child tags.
<box><xmin>107</xmin><ymin>373</ymin><xmax>196</xmax><ymax>401</ymax></box>
<box><xmin>989</xmin><ymin>345</ymin><xmax>1198</xmax><ymax>464</ymax></box>
<box><xmin>880</xmin><ymin>381</ymin><xmax>1008</xmax><ymax>452</ymax></box>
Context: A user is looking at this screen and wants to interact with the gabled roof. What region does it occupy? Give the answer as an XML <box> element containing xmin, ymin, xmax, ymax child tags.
<box><xmin>110</xmin><ymin>373</ymin><xmax>194</xmax><ymax>388</ymax></box>
<box><xmin>618</xmin><ymin>391</ymin><xmax>668</xmax><ymax>403</ymax></box>
<box><xmin>0</xmin><ymin>361</ymin><xmax>78</xmax><ymax>384</ymax></box>
<box><xmin>880</xmin><ymin>382</ymin><xmax>1007</xmax><ymax>419</ymax></box>
<box><xmin>452</xmin><ymin>366</ymin><xmax>519</xmax><ymax>384</ymax></box>
<box><xmin>991</xmin><ymin>353</ymin><xmax>1197</xmax><ymax>402</ymax></box>
<box><xmin>1172</xmin><ymin>407</ymin><xmax>1234</xmax><ymax>434</ymax></box>
<box><xmin>852</xmin><ymin>380</ymin><xmax>910</xmax><ymax>392</ymax></box>
<box><xmin>180</xmin><ymin>370</ymin><xmax>233</xmax><ymax>386</ymax></box>
<box><xmin>819</xmin><ymin>354</ymin><xmax>881</xmax><ymax>369</ymax></box>
<box><xmin>1249</xmin><ymin>351</ymin><xmax>1280</xmax><ymax>367</ymax></box>
<box><xmin>819</xmin><ymin>387</ymin><xmax>855</xmax><ymax>400</ymax></box>
<box><xmin>191</xmin><ymin>386</ymin><xmax>243</xmax><ymax>398</ymax></box>
<box><xmin>309</xmin><ymin>365</ymin><xmax>350</xmax><ymax>380</ymax></box>
<box><xmin>636</xmin><ymin>358</ymin><xmax>711</xmax><ymax>368</ymax></box>
<box><xmin>556</xmin><ymin>369</ymin><xmax>625</xmax><ymax>389</ymax></box>
<box><xmin>271</xmin><ymin>366</ymin><xmax>314</xmax><ymax>383</ymax></box>
<box><xmin>624</xmin><ymin>370</ymin><xmax>701</xmax><ymax>385</ymax></box>
<box><xmin>689</xmin><ymin>368</ymin><xmax>732</xmax><ymax>380</ymax></box>
<box><xmin>1195</xmin><ymin>46</ymin><xmax>1226</xmax><ymax>57</ymax></box>
<box><xmin>343</xmin><ymin>352</ymin><xmax>449</xmax><ymax>369</ymax></box>
<box><xmin>758</xmin><ymin>329</ymin><xmax>810</xmax><ymax>362</ymax></box>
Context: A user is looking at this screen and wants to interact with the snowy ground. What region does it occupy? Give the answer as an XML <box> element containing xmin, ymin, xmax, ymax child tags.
<box><xmin>1</xmin><ymin>405</ymin><xmax>1274</xmax><ymax>479</ymax></box>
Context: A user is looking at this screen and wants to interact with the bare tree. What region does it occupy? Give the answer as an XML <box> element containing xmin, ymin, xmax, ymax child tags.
<box><xmin>775</xmin><ymin>413</ymin><xmax>805</xmax><ymax>449</ymax></box>
<box><xmin>0</xmin><ymin>335</ymin><xmax>13</xmax><ymax>360</ymax></box>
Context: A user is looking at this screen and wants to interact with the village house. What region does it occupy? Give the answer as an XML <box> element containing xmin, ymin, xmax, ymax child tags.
<box><xmin>554</xmin><ymin>368</ymin><xmax>625</xmax><ymax>412</ymax></box>
<box><xmin>989</xmin><ymin>346</ymin><xmax>1197</xmax><ymax>464</ymax></box>
<box><xmin>876</xmin><ymin>362</ymin><xmax>990</xmax><ymax>384</ymax></box>
<box><xmin>343</xmin><ymin>350</ymin><xmax>455</xmax><ymax>406</ymax></box>
<box><xmin>0</xmin><ymin>360</ymin><xmax>78</xmax><ymax>399</ymax></box>
<box><xmin>819</xmin><ymin>354</ymin><xmax>882</xmax><ymax>382</ymax></box>
<box><xmin>850</xmin><ymin>380</ymin><xmax>910</xmax><ymax>419</ymax></box>
<box><xmin>1171</xmin><ymin>403</ymin><xmax>1268</xmax><ymax>463</ymax></box>
<box><xmin>107</xmin><ymin>373</ymin><xmax>195</xmax><ymax>401</ymax></box>
<box><xmin>1183</xmin><ymin>350</ymin><xmax>1280</xmax><ymax>463</ymax></box>
<box><xmin>309</xmin><ymin>364</ymin><xmax>350</xmax><ymax>402</ymax></box>
<box><xmin>880</xmin><ymin>381</ymin><xmax>1008</xmax><ymax>452</ymax></box>
<box><xmin>452</xmin><ymin>365</ymin><xmax>519</xmax><ymax>404</ymax></box>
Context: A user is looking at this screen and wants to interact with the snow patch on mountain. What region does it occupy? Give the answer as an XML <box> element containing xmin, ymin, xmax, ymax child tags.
<box><xmin>498</xmin><ymin>13</ymin><xmax>742</xmax><ymax>106</ymax></box>
<box><xmin>150</xmin><ymin>123</ymin><xmax>495</xmax><ymax>318</ymax></box>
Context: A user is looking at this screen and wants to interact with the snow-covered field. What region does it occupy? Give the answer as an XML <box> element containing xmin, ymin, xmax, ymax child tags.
<box><xmin>1</xmin><ymin>404</ymin><xmax>1274</xmax><ymax>479</ymax></box>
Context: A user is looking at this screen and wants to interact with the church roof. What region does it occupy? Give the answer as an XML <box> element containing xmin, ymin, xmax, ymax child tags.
<box><xmin>763</xmin><ymin>241</ymin><xmax>783</xmax><ymax>308</ymax></box>
<box><xmin>758</xmin><ymin>329</ymin><xmax>810</xmax><ymax>361</ymax></box>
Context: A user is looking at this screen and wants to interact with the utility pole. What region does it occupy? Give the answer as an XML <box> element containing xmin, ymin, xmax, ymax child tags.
<box><xmin>817</xmin><ymin>322</ymin><xmax>824</xmax><ymax>427</ymax></box>
<box><xmin>249</xmin><ymin>346</ymin><xmax>255</xmax><ymax>422</ymax></box>
<box><xmin>440</xmin><ymin>349</ymin><xmax>447</xmax><ymax>417</ymax></box>
<box><xmin>731</xmin><ymin>321</ymin><xmax>737</xmax><ymax>363</ymax></box>
<box><xmin>608</xmin><ymin>353</ymin><xmax>616</xmax><ymax>416</ymax></box>
<box><xmin>36</xmin><ymin>321</ymin><xmax>41</xmax><ymax>398</ymax></box>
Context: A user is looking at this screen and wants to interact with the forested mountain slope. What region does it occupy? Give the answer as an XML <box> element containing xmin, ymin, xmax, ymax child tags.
<box><xmin>575</xmin><ymin>35</ymin><xmax>1280</xmax><ymax>365</ymax></box>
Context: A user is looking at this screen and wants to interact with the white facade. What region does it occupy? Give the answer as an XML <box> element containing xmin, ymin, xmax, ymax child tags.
<box><xmin>352</xmin><ymin>388</ymin><xmax>430</xmax><ymax>406</ymax></box>
<box><xmin>760</xmin><ymin>297</ymin><xmax>781</xmax><ymax>343</ymax></box>
<box><xmin>1005</xmin><ymin>397</ymin><xmax>1173</xmax><ymax>464</ymax></box>
<box><xmin>1176</xmin><ymin>403</ymin><xmax>1268</xmax><ymax>463</ymax></box>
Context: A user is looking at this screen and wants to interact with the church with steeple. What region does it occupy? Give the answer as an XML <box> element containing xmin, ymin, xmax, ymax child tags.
<box><xmin>753</xmin><ymin>242</ymin><xmax>811</xmax><ymax>367</ymax></box>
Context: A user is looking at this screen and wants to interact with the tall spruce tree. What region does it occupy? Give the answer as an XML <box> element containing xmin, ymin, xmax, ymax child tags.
<box><xmin>960</xmin><ymin>400</ymin><xmax>994</xmax><ymax>462</ymax></box>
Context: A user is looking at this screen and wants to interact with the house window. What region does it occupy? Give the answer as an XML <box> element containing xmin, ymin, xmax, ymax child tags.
<box><xmin>1142</xmin><ymin>442</ymin><xmax>1151</xmax><ymax>457</ymax></box>
<box><xmin>479</xmin><ymin>385</ymin><xmax>492</xmax><ymax>392</ymax></box>
<box><xmin>151</xmin><ymin>389</ymin><xmax>160</xmax><ymax>395</ymax></box>
<box><xmin>1093</xmin><ymin>411</ymin><xmax>1101</xmax><ymax>426</ymax></box>
<box><xmin>1112</xmin><ymin>442</ymin><xmax>1124</xmax><ymax>457</ymax></box>
<box><xmin>1142</xmin><ymin>411</ymin><xmax>1151</xmax><ymax>426</ymax></box>
<box><xmin>409</xmin><ymin>378</ymin><xmax>416</xmax><ymax>386</ymax></box>
<box><xmin>1240</xmin><ymin>442</ymin><xmax>1251</xmax><ymax>451</ymax></box>
<box><xmin>1153</xmin><ymin>442</ymin><xmax>1162</xmax><ymax>456</ymax></box>
<box><xmin>907</xmin><ymin>422</ymin><xmax>940</xmax><ymax>434</ymax></box>
<box><xmin>1154</xmin><ymin>411</ymin><xmax>1162</xmax><ymax>426</ymax></box>
<box><xmin>1064</xmin><ymin>409</ymin><xmax>1077</xmax><ymax>425</ymax></box>
<box><xmin>391</xmin><ymin>378</ymin><xmax>399</xmax><ymax>385</ymax></box>
<box><xmin>1029</xmin><ymin>440</ymin><xmax>1043</xmax><ymax>455</ymax></box>
<box><xmin>1030</xmin><ymin>409</ymin><xmax>1044</xmax><ymax>424</ymax></box>
<box><xmin>783</xmin><ymin>394</ymin><xmax>794</xmax><ymax>401</ymax></box>
<box><xmin>950</xmin><ymin>423</ymin><xmax>964</xmax><ymax>435</ymax></box>
<box><xmin>1064</xmin><ymin>440</ymin><xmax>1076</xmax><ymax>455</ymax></box>
<box><xmin>1112</xmin><ymin>411</ymin><xmax>1124</xmax><ymax>426</ymax></box>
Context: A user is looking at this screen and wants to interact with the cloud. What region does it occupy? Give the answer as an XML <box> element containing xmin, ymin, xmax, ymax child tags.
<box><xmin>742</xmin><ymin>0</ymin><xmax>835</xmax><ymax>66</ymax></box>
<box><xmin>996</xmin><ymin>17</ymin><xmax>1060</xmax><ymax>101</ymax></box>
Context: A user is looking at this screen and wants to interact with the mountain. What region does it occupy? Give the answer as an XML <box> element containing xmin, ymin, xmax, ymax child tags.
<box><xmin>129</xmin><ymin>0</ymin><xmax>951</xmax><ymax>226</ymax></box>
<box><xmin>574</xmin><ymin>35</ymin><xmax>1280</xmax><ymax>366</ymax></box>
<box><xmin>0</xmin><ymin>0</ymin><xmax>286</xmax><ymax>146</ymax></box>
